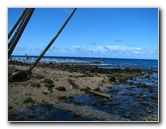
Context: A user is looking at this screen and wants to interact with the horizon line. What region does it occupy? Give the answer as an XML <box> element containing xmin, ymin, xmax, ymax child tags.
<box><xmin>10</xmin><ymin>54</ymin><xmax>158</xmax><ymax>60</ymax></box>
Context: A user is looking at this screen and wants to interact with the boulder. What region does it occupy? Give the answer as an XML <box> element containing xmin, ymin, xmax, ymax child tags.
<box><xmin>9</xmin><ymin>71</ymin><xmax>29</xmax><ymax>82</ymax></box>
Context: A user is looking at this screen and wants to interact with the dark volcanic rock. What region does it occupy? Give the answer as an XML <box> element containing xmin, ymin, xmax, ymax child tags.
<box><xmin>35</xmin><ymin>75</ymin><xmax>44</xmax><ymax>79</ymax></box>
<box><xmin>31</xmin><ymin>83</ymin><xmax>41</xmax><ymax>88</ymax></box>
<box><xmin>93</xmin><ymin>87</ymin><xmax>101</xmax><ymax>92</ymax></box>
<box><xmin>57</xmin><ymin>96</ymin><xmax>67</xmax><ymax>100</ymax></box>
<box><xmin>56</xmin><ymin>86</ymin><xmax>66</xmax><ymax>91</ymax></box>
<box><xmin>42</xmin><ymin>79</ymin><xmax>54</xmax><ymax>83</ymax></box>
<box><xmin>109</xmin><ymin>77</ymin><xmax>116</xmax><ymax>82</ymax></box>
<box><xmin>136</xmin><ymin>83</ymin><xmax>148</xmax><ymax>88</ymax></box>
<box><xmin>9</xmin><ymin>71</ymin><xmax>29</xmax><ymax>82</ymax></box>
<box><xmin>80</xmin><ymin>87</ymin><xmax>92</xmax><ymax>93</ymax></box>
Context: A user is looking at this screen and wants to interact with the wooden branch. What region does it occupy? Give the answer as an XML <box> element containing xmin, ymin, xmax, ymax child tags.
<box><xmin>89</xmin><ymin>90</ymin><xmax>112</xmax><ymax>100</ymax></box>
<box><xmin>68</xmin><ymin>79</ymin><xmax>79</xmax><ymax>89</ymax></box>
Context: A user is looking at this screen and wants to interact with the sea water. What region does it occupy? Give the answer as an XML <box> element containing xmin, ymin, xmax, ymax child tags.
<box><xmin>10</xmin><ymin>55</ymin><xmax>158</xmax><ymax>70</ymax></box>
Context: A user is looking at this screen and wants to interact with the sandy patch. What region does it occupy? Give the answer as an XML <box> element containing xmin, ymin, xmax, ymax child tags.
<box><xmin>8</xmin><ymin>64</ymin><xmax>111</xmax><ymax>111</ymax></box>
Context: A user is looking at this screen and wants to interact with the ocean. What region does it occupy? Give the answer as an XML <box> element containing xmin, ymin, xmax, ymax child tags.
<box><xmin>10</xmin><ymin>55</ymin><xmax>158</xmax><ymax>70</ymax></box>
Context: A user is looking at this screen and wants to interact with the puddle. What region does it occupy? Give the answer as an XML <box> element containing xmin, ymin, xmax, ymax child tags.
<box><xmin>66</xmin><ymin>73</ymin><xmax>158</xmax><ymax>121</ymax></box>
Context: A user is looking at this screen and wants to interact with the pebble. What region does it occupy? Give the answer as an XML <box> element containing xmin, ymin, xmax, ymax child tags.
<box><xmin>56</xmin><ymin>86</ymin><xmax>66</xmax><ymax>91</ymax></box>
<box><xmin>31</xmin><ymin>83</ymin><xmax>41</xmax><ymax>88</ymax></box>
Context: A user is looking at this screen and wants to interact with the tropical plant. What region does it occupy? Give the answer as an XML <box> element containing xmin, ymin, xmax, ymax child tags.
<box><xmin>22</xmin><ymin>97</ymin><xmax>34</xmax><ymax>104</ymax></box>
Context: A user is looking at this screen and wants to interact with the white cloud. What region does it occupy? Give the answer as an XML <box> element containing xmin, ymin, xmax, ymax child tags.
<box><xmin>104</xmin><ymin>45</ymin><xmax>142</xmax><ymax>51</ymax></box>
<box><xmin>13</xmin><ymin>45</ymin><xmax>158</xmax><ymax>59</ymax></box>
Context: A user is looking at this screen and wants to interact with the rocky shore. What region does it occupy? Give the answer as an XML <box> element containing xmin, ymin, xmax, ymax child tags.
<box><xmin>8</xmin><ymin>61</ymin><xmax>158</xmax><ymax>121</ymax></box>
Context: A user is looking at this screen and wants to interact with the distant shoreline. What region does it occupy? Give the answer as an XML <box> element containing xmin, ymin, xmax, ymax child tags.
<box><xmin>10</xmin><ymin>55</ymin><xmax>158</xmax><ymax>60</ymax></box>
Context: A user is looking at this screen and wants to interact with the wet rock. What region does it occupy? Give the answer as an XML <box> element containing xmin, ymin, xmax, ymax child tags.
<box><xmin>132</xmin><ymin>68</ymin><xmax>142</xmax><ymax>73</ymax></box>
<box><xmin>136</xmin><ymin>83</ymin><xmax>148</xmax><ymax>88</ymax></box>
<box><xmin>49</xmin><ymin>62</ymin><xmax>53</xmax><ymax>65</ymax></box>
<box><xmin>117</xmin><ymin>92</ymin><xmax>126</xmax><ymax>95</ymax></box>
<box><xmin>134</xmin><ymin>95</ymin><xmax>141</xmax><ymax>99</ymax></box>
<box><xmin>67</xmin><ymin>96</ymin><xmax>74</xmax><ymax>99</ymax></box>
<box><xmin>150</xmin><ymin>96</ymin><xmax>158</xmax><ymax>101</ymax></box>
<box><xmin>146</xmin><ymin>107</ymin><xmax>154</xmax><ymax>114</ymax></box>
<box><xmin>141</xmin><ymin>95</ymin><xmax>147</xmax><ymax>98</ymax></box>
<box><xmin>128</xmin><ymin>81</ymin><xmax>134</xmax><ymax>85</ymax></box>
<box><xmin>145</xmin><ymin>75</ymin><xmax>150</xmax><ymax>79</ymax></box>
<box><xmin>125</xmin><ymin>86</ymin><xmax>133</xmax><ymax>90</ymax></box>
<box><xmin>31</xmin><ymin>83</ymin><xmax>41</xmax><ymax>88</ymax></box>
<box><xmin>118</xmin><ymin>78</ymin><xmax>127</xmax><ymax>84</ymax></box>
<box><xmin>91</xmin><ymin>61</ymin><xmax>103</xmax><ymax>64</ymax></box>
<box><xmin>125</xmin><ymin>112</ymin><xmax>130</xmax><ymax>118</ymax></box>
<box><xmin>73</xmin><ymin>113</ymin><xmax>80</xmax><ymax>117</ymax></box>
<box><xmin>109</xmin><ymin>77</ymin><xmax>116</xmax><ymax>82</ymax></box>
<box><xmin>140</xmin><ymin>102</ymin><xmax>150</xmax><ymax>106</ymax></box>
<box><xmin>56</xmin><ymin>86</ymin><xmax>66</xmax><ymax>91</ymax></box>
<box><xmin>124</xmin><ymin>68</ymin><xmax>130</xmax><ymax>72</ymax></box>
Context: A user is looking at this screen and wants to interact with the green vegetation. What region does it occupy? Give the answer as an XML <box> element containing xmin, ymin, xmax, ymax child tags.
<box><xmin>22</xmin><ymin>97</ymin><xmax>34</xmax><ymax>104</ymax></box>
<box><xmin>45</xmin><ymin>83</ymin><xmax>55</xmax><ymax>94</ymax></box>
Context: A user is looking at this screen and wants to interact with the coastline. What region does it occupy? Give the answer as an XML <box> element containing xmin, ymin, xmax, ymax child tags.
<box><xmin>8</xmin><ymin>61</ymin><xmax>158</xmax><ymax>121</ymax></box>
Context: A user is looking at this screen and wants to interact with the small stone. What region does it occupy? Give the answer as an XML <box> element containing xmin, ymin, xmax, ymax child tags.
<box><xmin>80</xmin><ymin>87</ymin><xmax>92</xmax><ymax>93</ymax></box>
<box><xmin>42</xmin><ymin>79</ymin><xmax>54</xmax><ymax>83</ymax></box>
<box><xmin>31</xmin><ymin>83</ymin><xmax>41</xmax><ymax>88</ymax></box>
<box><xmin>27</xmin><ymin>102</ymin><xmax>34</xmax><ymax>108</ymax></box>
<box><xmin>142</xmin><ymin>95</ymin><xmax>147</xmax><ymax>98</ymax></box>
<box><xmin>125</xmin><ymin>112</ymin><xmax>130</xmax><ymax>118</ymax></box>
<box><xmin>109</xmin><ymin>77</ymin><xmax>116</xmax><ymax>82</ymax></box>
<box><xmin>126</xmin><ymin>86</ymin><xmax>133</xmax><ymax>90</ymax></box>
<box><xmin>36</xmin><ymin>75</ymin><xmax>44</xmax><ymax>79</ymax></box>
<box><xmin>56</xmin><ymin>86</ymin><xmax>66</xmax><ymax>91</ymax></box>
<box><xmin>129</xmin><ymin>81</ymin><xmax>134</xmax><ymax>85</ymax></box>
<box><xmin>42</xmin><ymin>92</ymin><xmax>49</xmax><ymax>95</ymax></box>
<box><xmin>93</xmin><ymin>87</ymin><xmax>101</xmax><ymax>92</ymax></box>
<box><xmin>73</xmin><ymin>113</ymin><xmax>80</xmax><ymax>117</ymax></box>
<box><xmin>57</xmin><ymin>96</ymin><xmax>66</xmax><ymax>100</ymax></box>
<box><xmin>8</xmin><ymin>105</ymin><xmax>13</xmax><ymax>110</ymax></box>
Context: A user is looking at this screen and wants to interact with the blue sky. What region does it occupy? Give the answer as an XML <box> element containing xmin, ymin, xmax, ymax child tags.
<box><xmin>8</xmin><ymin>8</ymin><xmax>158</xmax><ymax>59</ymax></box>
